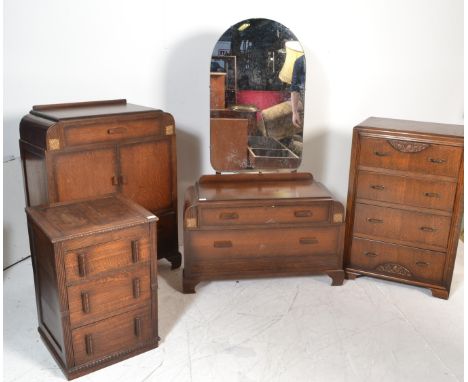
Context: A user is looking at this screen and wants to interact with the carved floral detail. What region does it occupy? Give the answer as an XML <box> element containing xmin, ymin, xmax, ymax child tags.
<box><xmin>375</xmin><ymin>263</ymin><xmax>412</xmax><ymax>277</ymax></box>
<box><xmin>387</xmin><ymin>140</ymin><xmax>429</xmax><ymax>153</ymax></box>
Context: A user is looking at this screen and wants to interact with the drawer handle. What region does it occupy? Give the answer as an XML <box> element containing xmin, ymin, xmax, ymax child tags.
<box><xmin>428</xmin><ymin>158</ymin><xmax>446</xmax><ymax>164</ymax></box>
<box><xmin>370</xmin><ymin>185</ymin><xmax>385</xmax><ymax>190</ymax></box>
<box><xmin>85</xmin><ymin>334</ymin><xmax>93</xmax><ymax>355</ymax></box>
<box><xmin>133</xmin><ymin>278</ymin><xmax>141</xmax><ymax>298</ymax></box>
<box><xmin>107</xmin><ymin>127</ymin><xmax>127</xmax><ymax>134</ymax></box>
<box><xmin>420</xmin><ymin>226</ymin><xmax>437</xmax><ymax>232</ymax></box>
<box><xmin>77</xmin><ymin>253</ymin><xmax>87</xmax><ymax>277</ymax></box>
<box><xmin>112</xmin><ymin>176</ymin><xmax>119</xmax><ymax>185</ymax></box>
<box><xmin>219</xmin><ymin>212</ymin><xmax>239</xmax><ymax>220</ymax></box>
<box><xmin>299</xmin><ymin>237</ymin><xmax>319</xmax><ymax>245</ymax></box>
<box><xmin>364</xmin><ymin>252</ymin><xmax>378</xmax><ymax>257</ymax></box>
<box><xmin>416</xmin><ymin>261</ymin><xmax>429</xmax><ymax>267</ymax></box>
<box><xmin>295</xmin><ymin>210</ymin><xmax>312</xmax><ymax>218</ymax></box>
<box><xmin>134</xmin><ymin>317</ymin><xmax>142</xmax><ymax>337</ymax></box>
<box><xmin>374</xmin><ymin>151</ymin><xmax>389</xmax><ymax>157</ymax></box>
<box><xmin>131</xmin><ymin>240</ymin><xmax>140</xmax><ymax>263</ymax></box>
<box><xmin>424</xmin><ymin>192</ymin><xmax>440</xmax><ymax>198</ymax></box>
<box><xmin>367</xmin><ymin>218</ymin><xmax>383</xmax><ymax>224</ymax></box>
<box><xmin>119</xmin><ymin>175</ymin><xmax>128</xmax><ymax>185</ymax></box>
<box><xmin>213</xmin><ymin>240</ymin><xmax>232</xmax><ymax>248</ymax></box>
<box><xmin>81</xmin><ymin>292</ymin><xmax>90</xmax><ymax>313</ymax></box>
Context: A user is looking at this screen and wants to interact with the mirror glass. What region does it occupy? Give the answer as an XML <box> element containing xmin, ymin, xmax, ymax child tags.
<box><xmin>210</xmin><ymin>18</ymin><xmax>306</xmax><ymax>172</ymax></box>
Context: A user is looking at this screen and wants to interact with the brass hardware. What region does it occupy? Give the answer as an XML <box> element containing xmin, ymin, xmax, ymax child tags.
<box><xmin>131</xmin><ymin>240</ymin><xmax>139</xmax><ymax>263</ymax></box>
<box><xmin>424</xmin><ymin>192</ymin><xmax>440</xmax><ymax>198</ymax></box>
<box><xmin>77</xmin><ymin>253</ymin><xmax>87</xmax><ymax>277</ymax></box>
<box><xmin>370</xmin><ymin>185</ymin><xmax>385</xmax><ymax>190</ymax></box>
<box><xmin>416</xmin><ymin>261</ymin><xmax>429</xmax><ymax>267</ymax></box>
<box><xmin>219</xmin><ymin>212</ymin><xmax>239</xmax><ymax>220</ymax></box>
<box><xmin>107</xmin><ymin>127</ymin><xmax>127</xmax><ymax>134</ymax></box>
<box><xmin>48</xmin><ymin>139</ymin><xmax>60</xmax><ymax>150</ymax></box>
<box><xmin>133</xmin><ymin>278</ymin><xmax>141</xmax><ymax>298</ymax></box>
<box><xmin>429</xmin><ymin>158</ymin><xmax>446</xmax><ymax>164</ymax></box>
<box><xmin>85</xmin><ymin>334</ymin><xmax>93</xmax><ymax>355</ymax></box>
<box><xmin>367</xmin><ymin>218</ymin><xmax>383</xmax><ymax>224</ymax></box>
<box><xmin>374</xmin><ymin>151</ymin><xmax>389</xmax><ymax>157</ymax></box>
<box><xmin>81</xmin><ymin>292</ymin><xmax>90</xmax><ymax>313</ymax></box>
<box><xmin>186</xmin><ymin>218</ymin><xmax>197</xmax><ymax>228</ymax></box>
<box><xmin>294</xmin><ymin>210</ymin><xmax>312</xmax><ymax>218</ymax></box>
<box><xmin>364</xmin><ymin>252</ymin><xmax>378</xmax><ymax>257</ymax></box>
<box><xmin>420</xmin><ymin>226</ymin><xmax>436</xmax><ymax>232</ymax></box>
<box><xmin>333</xmin><ymin>213</ymin><xmax>343</xmax><ymax>223</ymax></box>
<box><xmin>299</xmin><ymin>237</ymin><xmax>318</xmax><ymax>245</ymax></box>
<box><xmin>165</xmin><ymin>125</ymin><xmax>175</xmax><ymax>135</ymax></box>
<box><xmin>134</xmin><ymin>317</ymin><xmax>142</xmax><ymax>337</ymax></box>
<box><xmin>214</xmin><ymin>240</ymin><xmax>232</xmax><ymax>248</ymax></box>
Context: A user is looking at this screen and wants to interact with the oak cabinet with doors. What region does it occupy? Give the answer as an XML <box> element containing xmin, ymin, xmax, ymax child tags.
<box><xmin>19</xmin><ymin>99</ymin><xmax>181</xmax><ymax>268</ymax></box>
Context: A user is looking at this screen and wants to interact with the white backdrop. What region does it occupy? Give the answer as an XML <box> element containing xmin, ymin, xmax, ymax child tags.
<box><xmin>3</xmin><ymin>0</ymin><xmax>464</xmax><ymax>266</ymax></box>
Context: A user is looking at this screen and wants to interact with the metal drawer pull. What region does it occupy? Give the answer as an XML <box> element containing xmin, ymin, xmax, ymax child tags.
<box><xmin>81</xmin><ymin>292</ymin><xmax>90</xmax><ymax>313</ymax></box>
<box><xmin>424</xmin><ymin>192</ymin><xmax>440</xmax><ymax>198</ymax></box>
<box><xmin>367</xmin><ymin>218</ymin><xmax>384</xmax><ymax>224</ymax></box>
<box><xmin>370</xmin><ymin>185</ymin><xmax>385</xmax><ymax>190</ymax></box>
<box><xmin>219</xmin><ymin>212</ymin><xmax>239</xmax><ymax>220</ymax></box>
<box><xmin>77</xmin><ymin>253</ymin><xmax>87</xmax><ymax>277</ymax></box>
<box><xmin>133</xmin><ymin>278</ymin><xmax>141</xmax><ymax>298</ymax></box>
<box><xmin>213</xmin><ymin>240</ymin><xmax>232</xmax><ymax>248</ymax></box>
<box><xmin>107</xmin><ymin>127</ymin><xmax>127</xmax><ymax>134</ymax></box>
<box><xmin>295</xmin><ymin>210</ymin><xmax>312</xmax><ymax>218</ymax></box>
<box><xmin>364</xmin><ymin>252</ymin><xmax>378</xmax><ymax>257</ymax></box>
<box><xmin>134</xmin><ymin>317</ymin><xmax>142</xmax><ymax>337</ymax></box>
<box><xmin>420</xmin><ymin>226</ymin><xmax>437</xmax><ymax>232</ymax></box>
<box><xmin>85</xmin><ymin>334</ymin><xmax>93</xmax><ymax>355</ymax></box>
<box><xmin>416</xmin><ymin>261</ymin><xmax>429</xmax><ymax>267</ymax></box>
<box><xmin>131</xmin><ymin>240</ymin><xmax>140</xmax><ymax>263</ymax></box>
<box><xmin>374</xmin><ymin>151</ymin><xmax>389</xmax><ymax>157</ymax></box>
<box><xmin>429</xmin><ymin>158</ymin><xmax>446</xmax><ymax>164</ymax></box>
<box><xmin>299</xmin><ymin>237</ymin><xmax>319</xmax><ymax>245</ymax></box>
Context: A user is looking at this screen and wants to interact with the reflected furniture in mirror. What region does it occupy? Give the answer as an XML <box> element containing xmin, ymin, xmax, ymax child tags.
<box><xmin>183</xmin><ymin>18</ymin><xmax>345</xmax><ymax>293</ymax></box>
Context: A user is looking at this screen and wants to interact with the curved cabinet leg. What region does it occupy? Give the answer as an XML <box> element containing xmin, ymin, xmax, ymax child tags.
<box><xmin>344</xmin><ymin>270</ymin><xmax>362</xmax><ymax>280</ymax></box>
<box><xmin>431</xmin><ymin>288</ymin><xmax>449</xmax><ymax>300</ymax></box>
<box><xmin>326</xmin><ymin>270</ymin><xmax>345</xmax><ymax>286</ymax></box>
<box><xmin>183</xmin><ymin>271</ymin><xmax>198</xmax><ymax>294</ymax></box>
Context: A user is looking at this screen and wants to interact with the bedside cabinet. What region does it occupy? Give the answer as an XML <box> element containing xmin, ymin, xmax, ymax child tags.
<box><xmin>26</xmin><ymin>195</ymin><xmax>159</xmax><ymax>379</ymax></box>
<box><xmin>344</xmin><ymin>117</ymin><xmax>464</xmax><ymax>299</ymax></box>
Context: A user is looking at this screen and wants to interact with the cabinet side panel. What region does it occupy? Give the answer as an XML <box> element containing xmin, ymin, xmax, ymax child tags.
<box><xmin>20</xmin><ymin>143</ymin><xmax>48</xmax><ymax>207</ymax></box>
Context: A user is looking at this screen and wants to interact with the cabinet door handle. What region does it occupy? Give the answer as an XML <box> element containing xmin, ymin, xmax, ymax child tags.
<box><xmin>364</xmin><ymin>252</ymin><xmax>378</xmax><ymax>257</ymax></box>
<box><xmin>424</xmin><ymin>192</ymin><xmax>440</xmax><ymax>198</ymax></box>
<box><xmin>133</xmin><ymin>278</ymin><xmax>141</xmax><ymax>298</ymax></box>
<box><xmin>374</xmin><ymin>151</ymin><xmax>389</xmax><ymax>157</ymax></box>
<box><xmin>119</xmin><ymin>175</ymin><xmax>128</xmax><ymax>185</ymax></box>
<box><xmin>219</xmin><ymin>212</ymin><xmax>238</xmax><ymax>220</ymax></box>
<box><xmin>213</xmin><ymin>240</ymin><xmax>232</xmax><ymax>248</ymax></box>
<box><xmin>85</xmin><ymin>334</ymin><xmax>93</xmax><ymax>355</ymax></box>
<box><xmin>370</xmin><ymin>185</ymin><xmax>385</xmax><ymax>190</ymax></box>
<box><xmin>429</xmin><ymin>158</ymin><xmax>446</xmax><ymax>164</ymax></box>
<box><xmin>416</xmin><ymin>261</ymin><xmax>429</xmax><ymax>267</ymax></box>
<box><xmin>107</xmin><ymin>127</ymin><xmax>127</xmax><ymax>134</ymax></box>
<box><xmin>299</xmin><ymin>237</ymin><xmax>319</xmax><ymax>245</ymax></box>
<box><xmin>81</xmin><ymin>292</ymin><xmax>90</xmax><ymax>313</ymax></box>
<box><xmin>131</xmin><ymin>240</ymin><xmax>140</xmax><ymax>263</ymax></box>
<box><xmin>367</xmin><ymin>218</ymin><xmax>383</xmax><ymax>224</ymax></box>
<box><xmin>77</xmin><ymin>253</ymin><xmax>87</xmax><ymax>277</ymax></box>
<box><xmin>420</xmin><ymin>226</ymin><xmax>437</xmax><ymax>232</ymax></box>
<box><xmin>112</xmin><ymin>176</ymin><xmax>119</xmax><ymax>185</ymax></box>
<box><xmin>134</xmin><ymin>317</ymin><xmax>142</xmax><ymax>337</ymax></box>
<box><xmin>295</xmin><ymin>210</ymin><xmax>312</xmax><ymax>218</ymax></box>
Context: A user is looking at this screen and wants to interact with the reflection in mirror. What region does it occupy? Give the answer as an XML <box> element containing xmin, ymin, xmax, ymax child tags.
<box><xmin>210</xmin><ymin>18</ymin><xmax>306</xmax><ymax>172</ymax></box>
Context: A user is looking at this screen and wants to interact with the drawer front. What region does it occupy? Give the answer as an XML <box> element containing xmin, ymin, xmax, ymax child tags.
<box><xmin>356</xmin><ymin>171</ymin><xmax>456</xmax><ymax>211</ymax></box>
<box><xmin>64</xmin><ymin>119</ymin><xmax>163</xmax><ymax>146</ymax></box>
<box><xmin>72</xmin><ymin>306</ymin><xmax>154</xmax><ymax>366</ymax></box>
<box><xmin>353</xmin><ymin>203</ymin><xmax>451</xmax><ymax>249</ymax></box>
<box><xmin>68</xmin><ymin>265</ymin><xmax>151</xmax><ymax>327</ymax></box>
<box><xmin>349</xmin><ymin>237</ymin><xmax>446</xmax><ymax>283</ymax></box>
<box><xmin>65</xmin><ymin>236</ymin><xmax>151</xmax><ymax>283</ymax></box>
<box><xmin>359</xmin><ymin>137</ymin><xmax>462</xmax><ymax>177</ymax></box>
<box><xmin>187</xmin><ymin>226</ymin><xmax>342</xmax><ymax>274</ymax></box>
<box><xmin>199</xmin><ymin>203</ymin><xmax>330</xmax><ymax>227</ymax></box>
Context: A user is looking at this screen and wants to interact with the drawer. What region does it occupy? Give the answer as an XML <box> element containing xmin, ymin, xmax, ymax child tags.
<box><xmin>349</xmin><ymin>237</ymin><xmax>446</xmax><ymax>283</ymax></box>
<box><xmin>356</xmin><ymin>170</ymin><xmax>456</xmax><ymax>211</ymax></box>
<box><xmin>358</xmin><ymin>137</ymin><xmax>462</xmax><ymax>177</ymax></box>
<box><xmin>72</xmin><ymin>306</ymin><xmax>154</xmax><ymax>366</ymax></box>
<box><xmin>64</xmin><ymin>119</ymin><xmax>163</xmax><ymax>146</ymax></box>
<box><xmin>65</xmin><ymin>236</ymin><xmax>151</xmax><ymax>283</ymax></box>
<box><xmin>353</xmin><ymin>203</ymin><xmax>451</xmax><ymax>250</ymax></box>
<box><xmin>199</xmin><ymin>203</ymin><xmax>330</xmax><ymax>227</ymax></box>
<box><xmin>186</xmin><ymin>226</ymin><xmax>342</xmax><ymax>274</ymax></box>
<box><xmin>68</xmin><ymin>265</ymin><xmax>151</xmax><ymax>327</ymax></box>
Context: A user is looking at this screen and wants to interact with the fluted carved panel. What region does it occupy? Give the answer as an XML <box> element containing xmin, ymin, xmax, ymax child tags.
<box><xmin>375</xmin><ymin>263</ymin><xmax>412</xmax><ymax>277</ymax></box>
<box><xmin>387</xmin><ymin>140</ymin><xmax>430</xmax><ymax>153</ymax></box>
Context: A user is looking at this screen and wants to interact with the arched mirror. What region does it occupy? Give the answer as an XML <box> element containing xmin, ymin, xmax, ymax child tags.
<box><xmin>210</xmin><ymin>18</ymin><xmax>306</xmax><ymax>172</ymax></box>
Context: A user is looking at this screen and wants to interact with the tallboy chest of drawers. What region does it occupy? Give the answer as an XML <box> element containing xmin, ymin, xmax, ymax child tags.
<box><xmin>26</xmin><ymin>194</ymin><xmax>159</xmax><ymax>379</ymax></box>
<box><xmin>344</xmin><ymin>117</ymin><xmax>464</xmax><ymax>299</ymax></box>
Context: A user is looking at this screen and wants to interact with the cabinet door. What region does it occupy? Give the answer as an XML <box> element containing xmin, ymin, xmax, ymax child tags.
<box><xmin>51</xmin><ymin>147</ymin><xmax>118</xmax><ymax>202</ymax></box>
<box><xmin>119</xmin><ymin>139</ymin><xmax>174</xmax><ymax>212</ymax></box>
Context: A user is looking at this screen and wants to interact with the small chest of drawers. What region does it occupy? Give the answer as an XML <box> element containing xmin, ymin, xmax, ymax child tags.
<box><xmin>25</xmin><ymin>194</ymin><xmax>159</xmax><ymax>379</ymax></box>
<box><xmin>344</xmin><ymin>117</ymin><xmax>464</xmax><ymax>299</ymax></box>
